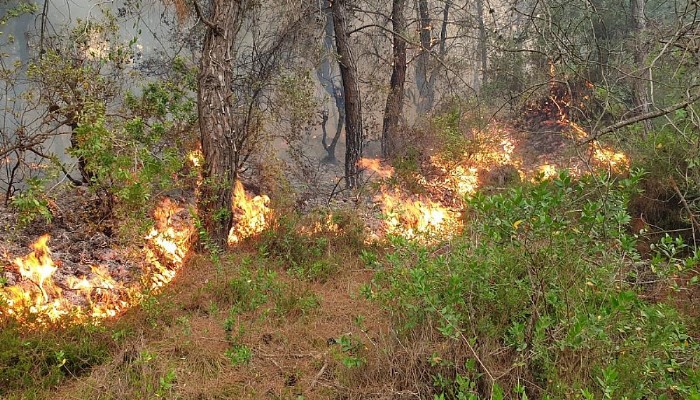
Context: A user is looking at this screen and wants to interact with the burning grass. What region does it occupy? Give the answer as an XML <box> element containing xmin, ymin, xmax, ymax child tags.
<box><xmin>0</xmin><ymin>198</ymin><xmax>195</xmax><ymax>328</ymax></box>
<box><xmin>0</xmin><ymin>178</ymin><xmax>278</xmax><ymax>328</ymax></box>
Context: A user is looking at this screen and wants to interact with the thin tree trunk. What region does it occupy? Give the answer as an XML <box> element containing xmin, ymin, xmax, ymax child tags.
<box><xmin>631</xmin><ymin>0</ymin><xmax>652</xmax><ymax>134</ymax></box>
<box><xmin>318</xmin><ymin>0</ymin><xmax>344</xmax><ymax>163</ymax></box>
<box><xmin>382</xmin><ymin>0</ymin><xmax>407</xmax><ymax>159</ymax></box>
<box><xmin>415</xmin><ymin>0</ymin><xmax>432</xmax><ymax>114</ymax></box>
<box><xmin>475</xmin><ymin>0</ymin><xmax>487</xmax><ymax>91</ymax></box>
<box><xmin>331</xmin><ymin>0</ymin><xmax>363</xmax><ymax>188</ymax></box>
<box><xmin>197</xmin><ymin>0</ymin><xmax>244</xmax><ymax>247</ymax></box>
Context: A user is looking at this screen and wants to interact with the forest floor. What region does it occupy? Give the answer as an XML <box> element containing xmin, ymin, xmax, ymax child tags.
<box><xmin>1</xmin><ymin>120</ymin><xmax>698</xmax><ymax>399</ymax></box>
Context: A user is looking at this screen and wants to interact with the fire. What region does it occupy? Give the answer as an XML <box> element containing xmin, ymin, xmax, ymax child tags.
<box><xmin>144</xmin><ymin>198</ymin><xmax>196</xmax><ymax>289</ymax></box>
<box><xmin>227</xmin><ymin>181</ymin><xmax>272</xmax><ymax>245</ymax></box>
<box><xmin>534</xmin><ymin>164</ymin><xmax>559</xmax><ymax>181</ymax></box>
<box><xmin>1</xmin><ymin>198</ymin><xmax>195</xmax><ymax>327</ymax></box>
<box><xmin>298</xmin><ymin>213</ymin><xmax>341</xmax><ymax>236</ymax></box>
<box><xmin>358</xmin><ymin>158</ymin><xmax>394</xmax><ymax>178</ymax></box>
<box><xmin>188</xmin><ymin>150</ymin><xmax>203</xmax><ymax>168</ymax></box>
<box><xmin>591</xmin><ymin>141</ymin><xmax>629</xmax><ymax>172</ymax></box>
<box><xmin>377</xmin><ymin>189</ymin><xmax>461</xmax><ymax>240</ymax></box>
<box><xmin>1</xmin><ymin>235</ymin><xmax>133</xmax><ymax>326</ymax></box>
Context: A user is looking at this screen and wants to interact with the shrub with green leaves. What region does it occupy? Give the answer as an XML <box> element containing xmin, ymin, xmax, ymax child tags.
<box><xmin>370</xmin><ymin>170</ymin><xmax>699</xmax><ymax>399</ymax></box>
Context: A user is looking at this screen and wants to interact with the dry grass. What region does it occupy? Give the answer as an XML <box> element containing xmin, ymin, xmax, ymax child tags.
<box><xmin>33</xmin><ymin>233</ymin><xmax>435</xmax><ymax>400</ymax></box>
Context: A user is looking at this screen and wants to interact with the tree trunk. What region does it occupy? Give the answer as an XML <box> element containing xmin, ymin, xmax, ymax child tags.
<box><xmin>382</xmin><ymin>0</ymin><xmax>407</xmax><ymax>158</ymax></box>
<box><xmin>475</xmin><ymin>0</ymin><xmax>487</xmax><ymax>91</ymax></box>
<box><xmin>317</xmin><ymin>0</ymin><xmax>344</xmax><ymax>164</ymax></box>
<box><xmin>415</xmin><ymin>0</ymin><xmax>432</xmax><ymax>114</ymax></box>
<box><xmin>197</xmin><ymin>1</ymin><xmax>244</xmax><ymax>247</ymax></box>
<box><xmin>631</xmin><ymin>0</ymin><xmax>652</xmax><ymax>134</ymax></box>
<box><xmin>331</xmin><ymin>0</ymin><xmax>363</xmax><ymax>188</ymax></box>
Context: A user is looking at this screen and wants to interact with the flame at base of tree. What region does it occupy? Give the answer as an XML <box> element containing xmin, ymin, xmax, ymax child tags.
<box><xmin>227</xmin><ymin>181</ymin><xmax>272</xmax><ymax>245</ymax></box>
<box><xmin>0</xmin><ymin>198</ymin><xmax>195</xmax><ymax>328</ymax></box>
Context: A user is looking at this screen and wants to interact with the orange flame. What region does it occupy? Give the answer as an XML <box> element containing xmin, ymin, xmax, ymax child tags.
<box><xmin>1</xmin><ymin>198</ymin><xmax>195</xmax><ymax>327</ymax></box>
<box><xmin>591</xmin><ymin>141</ymin><xmax>629</xmax><ymax>172</ymax></box>
<box><xmin>377</xmin><ymin>189</ymin><xmax>461</xmax><ymax>240</ymax></box>
<box><xmin>358</xmin><ymin>158</ymin><xmax>394</xmax><ymax>178</ymax></box>
<box><xmin>227</xmin><ymin>181</ymin><xmax>272</xmax><ymax>245</ymax></box>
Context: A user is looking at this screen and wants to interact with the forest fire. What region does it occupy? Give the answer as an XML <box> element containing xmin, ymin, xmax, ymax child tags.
<box><xmin>591</xmin><ymin>141</ymin><xmax>629</xmax><ymax>172</ymax></box>
<box><xmin>227</xmin><ymin>181</ymin><xmax>272</xmax><ymax>245</ymax></box>
<box><xmin>378</xmin><ymin>189</ymin><xmax>462</xmax><ymax>240</ymax></box>
<box><xmin>359</xmin><ymin>158</ymin><xmax>394</xmax><ymax>178</ymax></box>
<box><xmin>1</xmin><ymin>235</ymin><xmax>133</xmax><ymax>326</ymax></box>
<box><xmin>143</xmin><ymin>198</ymin><xmax>196</xmax><ymax>289</ymax></box>
<box><xmin>0</xmin><ymin>198</ymin><xmax>195</xmax><ymax>327</ymax></box>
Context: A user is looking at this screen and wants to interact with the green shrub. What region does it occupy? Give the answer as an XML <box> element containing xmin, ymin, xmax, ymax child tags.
<box><xmin>371</xmin><ymin>170</ymin><xmax>699</xmax><ymax>399</ymax></box>
<box><xmin>258</xmin><ymin>210</ymin><xmax>365</xmax><ymax>281</ymax></box>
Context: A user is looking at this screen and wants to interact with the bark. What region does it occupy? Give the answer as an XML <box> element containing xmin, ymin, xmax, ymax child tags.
<box><xmin>197</xmin><ymin>0</ymin><xmax>244</xmax><ymax>247</ymax></box>
<box><xmin>631</xmin><ymin>0</ymin><xmax>652</xmax><ymax>134</ymax></box>
<box><xmin>331</xmin><ymin>0</ymin><xmax>363</xmax><ymax>188</ymax></box>
<box><xmin>317</xmin><ymin>0</ymin><xmax>344</xmax><ymax>163</ymax></box>
<box><xmin>382</xmin><ymin>0</ymin><xmax>407</xmax><ymax>158</ymax></box>
<box><xmin>321</xmin><ymin>86</ymin><xmax>345</xmax><ymax>163</ymax></box>
<box><xmin>475</xmin><ymin>0</ymin><xmax>487</xmax><ymax>91</ymax></box>
<box><xmin>415</xmin><ymin>0</ymin><xmax>432</xmax><ymax>114</ymax></box>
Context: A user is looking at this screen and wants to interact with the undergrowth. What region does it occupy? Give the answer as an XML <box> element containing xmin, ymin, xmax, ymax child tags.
<box><xmin>368</xmin><ymin>170</ymin><xmax>700</xmax><ymax>399</ymax></box>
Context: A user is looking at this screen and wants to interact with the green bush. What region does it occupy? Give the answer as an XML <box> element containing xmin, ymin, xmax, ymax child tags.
<box><xmin>370</xmin><ymin>170</ymin><xmax>699</xmax><ymax>399</ymax></box>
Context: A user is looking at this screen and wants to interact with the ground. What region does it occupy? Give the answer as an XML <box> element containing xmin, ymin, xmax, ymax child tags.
<box><xmin>1</xmin><ymin>120</ymin><xmax>696</xmax><ymax>399</ymax></box>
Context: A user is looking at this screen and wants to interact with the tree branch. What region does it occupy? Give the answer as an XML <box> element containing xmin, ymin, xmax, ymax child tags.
<box><xmin>193</xmin><ymin>1</ymin><xmax>220</xmax><ymax>33</ymax></box>
<box><xmin>585</xmin><ymin>90</ymin><xmax>700</xmax><ymax>143</ymax></box>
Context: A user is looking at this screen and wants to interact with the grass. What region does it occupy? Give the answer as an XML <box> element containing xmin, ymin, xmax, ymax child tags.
<box><xmin>1</xmin><ymin>176</ymin><xmax>699</xmax><ymax>399</ymax></box>
<box><xmin>0</xmin><ymin>209</ymin><xmax>385</xmax><ymax>399</ymax></box>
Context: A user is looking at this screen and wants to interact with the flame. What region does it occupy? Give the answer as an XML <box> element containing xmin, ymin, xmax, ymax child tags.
<box><xmin>298</xmin><ymin>214</ymin><xmax>341</xmax><ymax>236</ymax></box>
<box><xmin>144</xmin><ymin>198</ymin><xmax>195</xmax><ymax>289</ymax></box>
<box><xmin>591</xmin><ymin>141</ymin><xmax>629</xmax><ymax>172</ymax></box>
<box><xmin>227</xmin><ymin>181</ymin><xmax>272</xmax><ymax>245</ymax></box>
<box><xmin>1</xmin><ymin>198</ymin><xmax>195</xmax><ymax>327</ymax></box>
<box><xmin>533</xmin><ymin>164</ymin><xmax>559</xmax><ymax>181</ymax></box>
<box><xmin>1</xmin><ymin>235</ymin><xmax>133</xmax><ymax>325</ymax></box>
<box><xmin>188</xmin><ymin>150</ymin><xmax>203</xmax><ymax>168</ymax></box>
<box><xmin>358</xmin><ymin>158</ymin><xmax>394</xmax><ymax>178</ymax></box>
<box><xmin>377</xmin><ymin>189</ymin><xmax>461</xmax><ymax>240</ymax></box>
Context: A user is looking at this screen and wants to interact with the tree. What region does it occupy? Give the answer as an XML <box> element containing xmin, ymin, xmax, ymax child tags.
<box><xmin>381</xmin><ymin>0</ymin><xmax>407</xmax><ymax>158</ymax></box>
<box><xmin>331</xmin><ymin>0</ymin><xmax>363</xmax><ymax>188</ymax></box>
<box><xmin>316</xmin><ymin>0</ymin><xmax>345</xmax><ymax>164</ymax></box>
<box><xmin>195</xmin><ymin>0</ymin><xmax>246</xmax><ymax>247</ymax></box>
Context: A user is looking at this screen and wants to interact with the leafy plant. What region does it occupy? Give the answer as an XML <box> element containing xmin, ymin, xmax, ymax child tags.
<box><xmin>11</xmin><ymin>177</ymin><xmax>53</xmax><ymax>227</ymax></box>
<box><xmin>372</xmin><ymin>170</ymin><xmax>700</xmax><ymax>398</ymax></box>
<box><xmin>334</xmin><ymin>334</ymin><xmax>365</xmax><ymax>369</ymax></box>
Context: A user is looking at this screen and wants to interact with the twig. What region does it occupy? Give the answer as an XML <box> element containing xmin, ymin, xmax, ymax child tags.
<box><xmin>669</xmin><ymin>177</ymin><xmax>699</xmax><ymax>249</ymax></box>
<box><xmin>327</xmin><ymin>175</ymin><xmax>346</xmax><ymax>205</ymax></box>
<box><xmin>310</xmin><ymin>362</ymin><xmax>328</xmax><ymax>388</ymax></box>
